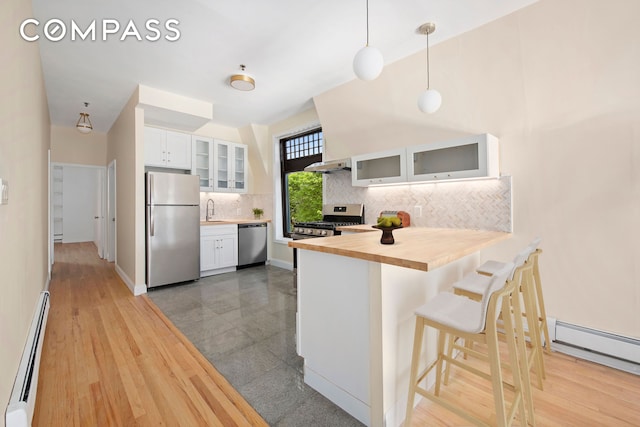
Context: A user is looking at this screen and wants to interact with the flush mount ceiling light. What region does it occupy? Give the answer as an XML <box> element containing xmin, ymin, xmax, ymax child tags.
<box><xmin>76</xmin><ymin>102</ymin><xmax>93</xmax><ymax>133</ymax></box>
<box><xmin>416</xmin><ymin>22</ymin><xmax>442</xmax><ymax>114</ymax></box>
<box><xmin>230</xmin><ymin>64</ymin><xmax>255</xmax><ymax>91</ymax></box>
<box><xmin>353</xmin><ymin>0</ymin><xmax>384</xmax><ymax>81</ymax></box>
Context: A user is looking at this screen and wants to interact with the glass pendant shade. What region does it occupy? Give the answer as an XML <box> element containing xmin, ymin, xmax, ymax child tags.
<box><xmin>353</xmin><ymin>45</ymin><xmax>384</xmax><ymax>81</ymax></box>
<box><xmin>76</xmin><ymin>112</ymin><xmax>93</xmax><ymax>133</ymax></box>
<box><xmin>417</xmin><ymin>89</ymin><xmax>442</xmax><ymax>114</ymax></box>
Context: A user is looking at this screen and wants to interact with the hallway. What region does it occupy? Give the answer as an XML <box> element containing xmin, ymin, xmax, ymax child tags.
<box><xmin>34</xmin><ymin>243</ymin><xmax>266</xmax><ymax>426</ymax></box>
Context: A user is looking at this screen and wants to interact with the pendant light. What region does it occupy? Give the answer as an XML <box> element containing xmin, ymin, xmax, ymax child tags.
<box><xmin>416</xmin><ymin>23</ymin><xmax>442</xmax><ymax>114</ymax></box>
<box><xmin>76</xmin><ymin>102</ymin><xmax>93</xmax><ymax>133</ymax></box>
<box><xmin>230</xmin><ymin>64</ymin><xmax>255</xmax><ymax>91</ymax></box>
<box><xmin>353</xmin><ymin>0</ymin><xmax>383</xmax><ymax>81</ymax></box>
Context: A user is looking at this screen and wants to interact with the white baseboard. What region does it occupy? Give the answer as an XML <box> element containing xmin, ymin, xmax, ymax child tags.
<box><xmin>115</xmin><ymin>264</ymin><xmax>146</xmax><ymax>296</ymax></box>
<box><xmin>550</xmin><ymin>317</ymin><xmax>640</xmax><ymax>375</ymax></box>
<box><xmin>269</xmin><ymin>258</ymin><xmax>293</xmax><ymax>271</ymax></box>
<box><xmin>304</xmin><ymin>365</ymin><xmax>370</xmax><ymax>426</ymax></box>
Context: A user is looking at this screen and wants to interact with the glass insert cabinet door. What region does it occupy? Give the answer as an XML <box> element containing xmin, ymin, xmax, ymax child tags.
<box><xmin>192</xmin><ymin>136</ymin><xmax>213</xmax><ymax>190</ymax></box>
<box><xmin>234</xmin><ymin>145</ymin><xmax>245</xmax><ymax>190</ymax></box>
<box><xmin>351</xmin><ymin>148</ymin><xmax>407</xmax><ymax>186</ymax></box>
<box><xmin>407</xmin><ymin>133</ymin><xmax>498</xmax><ymax>182</ymax></box>
<box><xmin>216</xmin><ymin>142</ymin><xmax>229</xmax><ymax>189</ymax></box>
<box><xmin>213</xmin><ymin>140</ymin><xmax>248</xmax><ymax>193</ymax></box>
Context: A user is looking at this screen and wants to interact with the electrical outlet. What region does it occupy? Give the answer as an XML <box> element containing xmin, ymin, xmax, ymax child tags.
<box><xmin>414</xmin><ymin>205</ymin><xmax>422</xmax><ymax>217</ymax></box>
<box><xmin>0</xmin><ymin>179</ymin><xmax>8</xmax><ymax>205</ymax></box>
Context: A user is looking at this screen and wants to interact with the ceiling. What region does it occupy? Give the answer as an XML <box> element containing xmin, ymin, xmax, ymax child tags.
<box><xmin>31</xmin><ymin>0</ymin><xmax>538</xmax><ymax>133</ymax></box>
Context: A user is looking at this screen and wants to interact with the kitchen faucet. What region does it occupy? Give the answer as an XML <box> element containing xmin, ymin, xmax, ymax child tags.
<box><xmin>206</xmin><ymin>199</ymin><xmax>215</xmax><ymax>221</ymax></box>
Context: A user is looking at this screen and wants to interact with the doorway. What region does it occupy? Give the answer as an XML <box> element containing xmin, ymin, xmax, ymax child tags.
<box><xmin>50</xmin><ymin>163</ymin><xmax>107</xmax><ymax>257</ymax></box>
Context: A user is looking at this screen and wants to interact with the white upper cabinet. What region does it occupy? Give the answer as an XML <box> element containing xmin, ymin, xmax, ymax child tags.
<box><xmin>351</xmin><ymin>148</ymin><xmax>407</xmax><ymax>187</ymax></box>
<box><xmin>191</xmin><ymin>135</ymin><xmax>214</xmax><ymax>191</ymax></box>
<box><xmin>144</xmin><ymin>126</ymin><xmax>192</xmax><ymax>170</ymax></box>
<box><xmin>214</xmin><ymin>140</ymin><xmax>248</xmax><ymax>193</ymax></box>
<box><xmin>407</xmin><ymin>134</ymin><xmax>499</xmax><ymax>182</ymax></box>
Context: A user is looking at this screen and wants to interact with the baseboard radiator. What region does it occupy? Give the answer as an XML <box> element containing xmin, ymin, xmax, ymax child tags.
<box><xmin>6</xmin><ymin>291</ymin><xmax>50</xmax><ymax>427</ymax></box>
<box><xmin>552</xmin><ymin>320</ymin><xmax>640</xmax><ymax>375</ymax></box>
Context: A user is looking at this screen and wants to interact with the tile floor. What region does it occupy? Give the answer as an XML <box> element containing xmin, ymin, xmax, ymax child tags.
<box><xmin>148</xmin><ymin>265</ymin><xmax>364</xmax><ymax>426</ymax></box>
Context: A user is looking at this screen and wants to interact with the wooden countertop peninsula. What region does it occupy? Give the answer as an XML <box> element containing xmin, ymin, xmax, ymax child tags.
<box><xmin>289</xmin><ymin>227</ymin><xmax>510</xmax><ymax>272</ymax></box>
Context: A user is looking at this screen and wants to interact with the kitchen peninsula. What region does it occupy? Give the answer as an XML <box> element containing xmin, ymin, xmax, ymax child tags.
<box><xmin>289</xmin><ymin>227</ymin><xmax>510</xmax><ymax>427</ymax></box>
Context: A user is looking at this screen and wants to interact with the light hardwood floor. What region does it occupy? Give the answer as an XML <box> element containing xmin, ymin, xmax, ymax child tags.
<box><xmin>34</xmin><ymin>243</ymin><xmax>640</xmax><ymax>426</ymax></box>
<box><xmin>33</xmin><ymin>243</ymin><xmax>267</xmax><ymax>426</ymax></box>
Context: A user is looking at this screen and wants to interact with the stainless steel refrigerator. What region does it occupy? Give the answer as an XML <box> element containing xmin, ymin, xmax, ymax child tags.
<box><xmin>146</xmin><ymin>172</ymin><xmax>200</xmax><ymax>288</ymax></box>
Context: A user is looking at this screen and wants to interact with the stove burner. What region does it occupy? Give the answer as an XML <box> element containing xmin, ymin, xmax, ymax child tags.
<box><xmin>292</xmin><ymin>203</ymin><xmax>364</xmax><ymax>239</ymax></box>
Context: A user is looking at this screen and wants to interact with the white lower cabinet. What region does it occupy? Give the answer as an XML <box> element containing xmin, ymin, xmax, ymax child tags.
<box><xmin>200</xmin><ymin>224</ymin><xmax>238</xmax><ymax>277</ymax></box>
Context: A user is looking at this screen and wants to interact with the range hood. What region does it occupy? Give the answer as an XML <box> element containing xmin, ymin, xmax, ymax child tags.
<box><xmin>304</xmin><ymin>158</ymin><xmax>352</xmax><ymax>173</ymax></box>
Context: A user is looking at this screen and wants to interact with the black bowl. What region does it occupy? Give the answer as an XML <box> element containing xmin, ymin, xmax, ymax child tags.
<box><xmin>372</xmin><ymin>224</ymin><xmax>403</xmax><ymax>244</ymax></box>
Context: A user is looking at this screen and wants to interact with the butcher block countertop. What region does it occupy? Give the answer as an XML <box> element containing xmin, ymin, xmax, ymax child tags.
<box><xmin>200</xmin><ymin>219</ymin><xmax>271</xmax><ymax>226</ymax></box>
<box><xmin>288</xmin><ymin>227</ymin><xmax>510</xmax><ymax>271</ymax></box>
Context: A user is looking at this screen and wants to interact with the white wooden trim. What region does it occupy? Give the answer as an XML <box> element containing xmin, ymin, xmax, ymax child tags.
<box><xmin>269</xmin><ymin>258</ymin><xmax>293</xmax><ymax>271</ymax></box>
<box><xmin>115</xmin><ymin>263</ymin><xmax>146</xmax><ymax>296</ymax></box>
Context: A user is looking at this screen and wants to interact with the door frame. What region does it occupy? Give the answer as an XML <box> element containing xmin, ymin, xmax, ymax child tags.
<box><xmin>48</xmin><ymin>150</ymin><xmax>53</xmax><ymax>276</ymax></box>
<box><xmin>107</xmin><ymin>160</ymin><xmax>117</xmax><ymax>262</ymax></box>
<box><xmin>50</xmin><ymin>162</ymin><xmax>107</xmax><ymax>256</ymax></box>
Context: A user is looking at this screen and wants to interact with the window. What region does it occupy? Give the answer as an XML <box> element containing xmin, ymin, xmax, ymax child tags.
<box><xmin>280</xmin><ymin>128</ymin><xmax>323</xmax><ymax>237</ymax></box>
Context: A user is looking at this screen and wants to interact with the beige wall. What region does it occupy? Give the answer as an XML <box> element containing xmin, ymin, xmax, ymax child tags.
<box><xmin>107</xmin><ymin>88</ymin><xmax>146</xmax><ymax>294</ymax></box>
<box><xmin>0</xmin><ymin>0</ymin><xmax>51</xmax><ymax>416</ymax></box>
<box><xmin>194</xmin><ymin>122</ymin><xmax>241</xmax><ymax>143</ymax></box>
<box><xmin>239</xmin><ymin>124</ymin><xmax>271</xmax><ymax>195</ymax></box>
<box><xmin>50</xmin><ymin>125</ymin><xmax>107</xmax><ymax>166</ymax></box>
<box><xmin>314</xmin><ymin>0</ymin><xmax>640</xmax><ymax>338</ymax></box>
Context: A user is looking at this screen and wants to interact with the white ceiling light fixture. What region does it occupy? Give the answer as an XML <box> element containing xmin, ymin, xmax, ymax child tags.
<box><xmin>76</xmin><ymin>102</ymin><xmax>93</xmax><ymax>133</ymax></box>
<box><xmin>353</xmin><ymin>0</ymin><xmax>384</xmax><ymax>81</ymax></box>
<box><xmin>416</xmin><ymin>23</ymin><xmax>442</xmax><ymax>114</ymax></box>
<box><xmin>230</xmin><ymin>64</ymin><xmax>255</xmax><ymax>91</ymax></box>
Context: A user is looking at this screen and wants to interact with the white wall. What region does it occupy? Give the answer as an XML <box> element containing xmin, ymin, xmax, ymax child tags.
<box><xmin>313</xmin><ymin>0</ymin><xmax>640</xmax><ymax>339</ymax></box>
<box><xmin>0</xmin><ymin>0</ymin><xmax>51</xmax><ymax>416</ymax></box>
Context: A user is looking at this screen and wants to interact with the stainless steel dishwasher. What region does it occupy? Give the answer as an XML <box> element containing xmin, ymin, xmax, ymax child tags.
<box><xmin>237</xmin><ymin>222</ymin><xmax>267</xmax><ymax>267</ymax></box>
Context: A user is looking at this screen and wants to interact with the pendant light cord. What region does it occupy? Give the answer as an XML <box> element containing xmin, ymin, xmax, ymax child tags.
<box><xmin>426</xmin><ymin>30</ymin><xmax>430</xmax><ymax>90</ymax></box>
<box><xmin>366</xmin><ymin>0</ymin><xmax>370</xmax><ymax>46</ymax></box>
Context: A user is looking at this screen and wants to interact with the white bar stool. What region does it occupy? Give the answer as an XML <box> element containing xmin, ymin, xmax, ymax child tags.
<box><xmin>451</xmin><ymin>240</ymin><xmax>547</xmax><ymax>390</ymax></box>
<box><xmin>476</xmin><ymin>239</ymin><xmax>550</xmax><ymax>352</ymax></box>
<box><xmin>404</xmin><ymin>262</ymin><xmax>535</xmax><ymax>427</ymax></box>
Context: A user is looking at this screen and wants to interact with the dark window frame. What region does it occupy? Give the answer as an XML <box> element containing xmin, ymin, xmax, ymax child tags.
<box><xmin>280</xmin><ymin>128</ymin><xmax>323</xmax><ymax>237</ymax></box>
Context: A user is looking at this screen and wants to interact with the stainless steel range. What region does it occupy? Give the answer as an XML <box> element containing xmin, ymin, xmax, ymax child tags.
<box><xmin>291</xmin><ymin>203</ymin><xmax>365</xmax><ymax>239</ymax></box>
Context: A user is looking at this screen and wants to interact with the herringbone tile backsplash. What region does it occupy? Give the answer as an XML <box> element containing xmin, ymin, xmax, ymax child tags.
<box><xmin>324</xmin><ymin>172</ymin><xmax>512</xmax><ymax>232</ymax></box>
